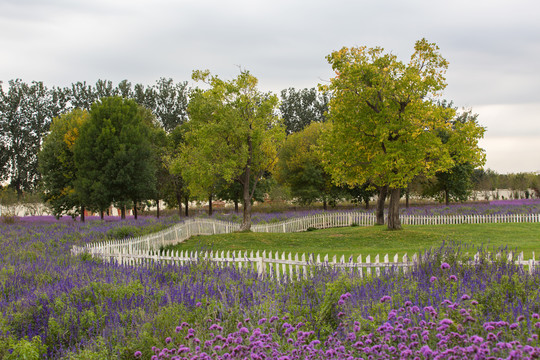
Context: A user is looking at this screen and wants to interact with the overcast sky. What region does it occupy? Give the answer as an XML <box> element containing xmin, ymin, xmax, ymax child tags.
<box><xmin>1</xmin><ymin>0</ymin><xmax>539</xmax><ymax>174</ymax></box>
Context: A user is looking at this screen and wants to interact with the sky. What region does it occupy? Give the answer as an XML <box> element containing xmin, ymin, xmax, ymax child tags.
<box><xmin>1</xmin><ymin>0</ymin><xmax>539</xmax><ymax>174</ymax></box>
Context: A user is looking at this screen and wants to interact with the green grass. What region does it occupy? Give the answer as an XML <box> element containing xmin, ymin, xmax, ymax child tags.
<box><xmin>165</xmin><ymin>222</ymin><xmax>540</xmax><ymax>259</ymax></box>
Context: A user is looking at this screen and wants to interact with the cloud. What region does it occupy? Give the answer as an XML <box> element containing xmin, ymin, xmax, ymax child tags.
<box><xmin>1</xmin><ymin>0</ymin><xmax>539</xmax><ymax>173</ymax></box>
<box><xmin>479</xmin><ymin>136</ymin><xmax>540</xmax><ymax>173</ymax></box>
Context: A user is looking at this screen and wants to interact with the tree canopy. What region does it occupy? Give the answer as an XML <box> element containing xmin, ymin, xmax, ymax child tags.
<box><xmin>175</xmin><ymin>70</ymin><xmax>285</xmax><ymax>230</ymax></box>
<box><xmin>279</xmin><ymin>87</ymin><xmax>329</xmax><ymax>134</ymax></box>
<box><xmin>275</xmin><ymin>122</ymin><xmax>342</xmax><ymax>208</ymax></box>
<box><xmin>74</xmin><ymin>96</ymin><xmax>157</xmax><ymax>218</ymax></box>
<box><xmin>320</xmin><ymin>39</ymin><xmax>486</xmax><ymax>229</ymax></box>
<box><xmin>0</xmin><ymin>80</ymin><xmax>67</xmax><ymax>197</ymax></box>
<box><xmin>39</xmin><ymin>108</ymin><xmax>89</xmax><ymax>218</ymax></box>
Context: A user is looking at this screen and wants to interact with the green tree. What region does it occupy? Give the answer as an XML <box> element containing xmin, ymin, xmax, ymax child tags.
<box><xmin>177</xmin><ymin>70</ymin><xmax>285</xmax><ymax>230</ymax></box>
<box><xmin>422</xmin><ymin>106</ymin><xmax>484</xmax><ymax>205</ymax></box>
<box><xmin>280</xmin><ymin>87</ymin><xmax>329</xmax><ymax>134</ymax></box>
<box><xmin>0</xmin><ymin>80</ymin><xmax>64</xmax><ymax>197</ymax></box>
<box><xmin>422</xmin><ymin>163</ymin><xmax>475</xmax><ymax>205</ymax></box>
<box><xmin>275</xmin><ymin>122</ymin><xmax>342</xmax><ymax>209</ymax></box>
<box><xmin>74</xmin><ymin>96</ymin><xmax>157</xmax><ymax>219</ymax></box>
<box><xmin>69</xmin><ymin>81</ymin><xmax>98</xmax><ymax>111</ymax></box>
<box><xmin>348</xmin><ymin>182</ymin><xmax>378</xmax><ymax>210</ymax></box>
<box><xmin>152</xmin><ymin>78</ymin><xmax>189</xmax><ymax>132</ymax></box>
<box><xmin>39</xmin><ymin>109</ymin><xmax>89</xmax><ymax>219</ymax></box>
<box><xmin>161</xmin><ymin>125</ymin><xmax>191</xmax><ymax>216</ymax></box>
<box><xmin>320</xmin><ymin>39</ymin><xmax>485</xmax><ymax>230</ymax></box>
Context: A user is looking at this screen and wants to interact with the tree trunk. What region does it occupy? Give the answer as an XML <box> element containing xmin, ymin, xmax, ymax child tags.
<box><xmin>208</xmin><ymin>194</ymin><xmax>213</xmax><ymax>216</ymax></box>
<box><xmin>241</xmin><ymin>196</ymin><xmax>252</xmax><ymax>231</ymax></box>
<box><xmin>133</xmin><ymin>201</ymin><xmax>138</xmax><ymax>220</ymax></box>
<box><xmin>100</xmin><ymin>210</ymin><xmax>104</xmax><ymax>220</ymax></box>
<box><xmin>121</xmin><ymin>206</ymin><xmax>126</xmax><ymax>220</ymax></box>
<box><xmin>240</xmin><ymin>133</ymin><xmax>254</xmax><ymax>232</ymax></box>
<box><xmin>176</xmin><ymin>191</ymin><xmax>183</xmax><ymax>217</ymax></box>
<box><xmin>240</xmin><ymin>171</ymin><xmax>252</xmax><ymax>231</ymax></box>
<box><xmin>445</xmin><ymin>190</ymin><xmax>450</xmax><ymax>206</ymax></box>
<box><xmin>184</xmin><ymin>196</ymin><xmax>189</xmax><ymax>217</ymax></box>
<box><xmin>405</xmin><ymin>186</ymin><xmax>410</xmax><ymax>208</ymax></box>
<box><xmin>387</xmin><ymin>188</ymin><xmax>402</xmax><ymax>230</ymax></box>
<box><xmin>81</xmin><ymin>206</ymin><xmax>85</xmax><ymax>223</ymax></box>
<box><xmin>376</xmin><ymin>186</ymin><xmax>388</xmax><ymax>225</ymax></box>
<box><xmin>364</xmin><ymin>198</ymin><xmax>370</xmax><ymax>210</ymax></box>
<box><xmin>156</xmin><ymin>198</ymin><xmax>160</xmax><ymax>218</ymax></box>
<box><xmin>234</xmin><ymin>198</ymin><xmax>239</xmax><ymax>213</ymax></box>
<box><xmin>323</xmin><ymin>199</ymin><xmax>328</xmax><ymax>211</ymax></box>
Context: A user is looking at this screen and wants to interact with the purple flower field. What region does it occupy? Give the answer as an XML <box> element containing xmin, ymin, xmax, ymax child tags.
<box><xmin>0</xmin><ymin>212</ymin><xmax>540</xmax><ymax>359</ymax></box>
<box><xmin>208</xmin><ymin>199</ymin><xmax>540</xmax><ymax>224</ymax></box>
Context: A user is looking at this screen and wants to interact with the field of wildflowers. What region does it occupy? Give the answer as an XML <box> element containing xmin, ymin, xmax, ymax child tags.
<box><xmin>1</xmin><ymin>206</ymin><xmax>540</xmax><ymax>359</ymax></box>
<box><xmin>209</xmin><ymin>199</ymin><xmax>540</xmax><ymax>224</ymax></box>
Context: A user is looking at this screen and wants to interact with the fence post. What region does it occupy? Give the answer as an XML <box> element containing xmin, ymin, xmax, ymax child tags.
<box><xmin>357</xmin><ymin>255</ymin><xmax>363</xmax><ymax>278</ymax></box>
<box><xmin>257</xmin><ymin>251</ymin><xmax>265</xmax><ymax>277</ymax></box>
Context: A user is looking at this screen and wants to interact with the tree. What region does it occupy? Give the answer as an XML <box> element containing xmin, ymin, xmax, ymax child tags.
<box><xmin>275</xmin><ymin>122</ymin><xmax>343</xmax><ymax>209</ymax></box>
<box><xmin>152</xmin><ymin>78</ymin><xmax>189</xmax><ymax>132</ymax></box>
<box><xmin>320</xmin><ymin>39</ymin><xmax>485</xmax><ymax>230</ymax></box>
<box><xmin>422</xmin><ymin>106</ymin><xmax>484</xmax><ymax>205</ymax></box>
<box><xmin>39</xmin><ymin>109</ymin><xmax>89</xmax><ymax>219</ymax></box>
<box><xmin>74</xmin><ymin>96</ymin><xmax>157</xmax><ymax>219</ymax></box>
<box><xmin>422</xmin><ymin>163</ymin><xmax>475</xmax><ymax>205</ymax></box>
<box><xmin>161</xmin><ymin>125</ymin><xmax>190</xmax><ymax>217</ymax></box>
<box><xmin>348</xmin><ymin>182</ymin><xmax>378</xmax><ymax>210</ymax></box>
<box><xmin>280</xmin><ymin>87</ymin><xmax>329</xmax><ymax>134</ymax></box>
<box><xmin>0</xmin><ymin>80</ymin><xmax>64</xmax><ymax>198</ymax></box>
<box><xmin>69</xmin><ymin>81</ymin><xmax>98</xmax><ymax>111</ymax></box>
<box><xmin>177</xmin><ymin>70</ymin><xmax>285</xmax><ymax>231</ymax></box>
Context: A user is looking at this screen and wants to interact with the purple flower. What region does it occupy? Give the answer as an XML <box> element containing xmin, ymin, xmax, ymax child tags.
<box><xmin>430</xmin><ymin>276</ymin><xmax>437</xmax><ymax>283</ymax></box>
<box><xmin>440</xmin><ymin>262</ymin><xmax>450</xmax><ymax>270</ymax></box>
<box><xmin>439</xmin><ymin>318</ymin><xmax>453</xmax><ymax>326</ymax></box>
<box><xmin>449</xmin><ymin>275</ymin><xmax>458</xmax><ymax>281</ymax></box>
<box><xmin>134</xmin><ymin>351</ymin><xmax>142</xmax><ymax>358</ymax></box>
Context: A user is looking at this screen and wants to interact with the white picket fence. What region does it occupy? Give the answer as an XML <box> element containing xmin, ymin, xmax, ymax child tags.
<box><xmin>70</xmin><ymin>212</ymin><xmax>540</xmax><ymax>276</ymax></box>
<box><xmin>76</xmin><ymin>247</ymin><xmax>539</xmax><ymax>280</ymax></box>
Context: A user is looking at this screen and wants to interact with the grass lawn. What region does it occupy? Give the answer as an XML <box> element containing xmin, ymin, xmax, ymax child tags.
<box><xmin>165</xmin><ymin>222</ymin><xmax>540</xmax><ymax>259</ymax></box>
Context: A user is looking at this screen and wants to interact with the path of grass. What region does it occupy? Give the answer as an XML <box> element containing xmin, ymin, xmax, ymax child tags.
<box><xmin>165</xmin><ymin>222</ymin><xmax>540</xmax><ymax>259</ymax></box>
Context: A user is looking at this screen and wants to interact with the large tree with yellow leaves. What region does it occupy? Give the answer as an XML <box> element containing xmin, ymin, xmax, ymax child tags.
<box><xmin>320</xmin><ymin>39</ymin><xmax>485</xmax><ymax>230</ymax></box>
<box><xmin>39</xmin><ymin>109</ymin><xmax>89</xmax><ymax>219</ymax></box>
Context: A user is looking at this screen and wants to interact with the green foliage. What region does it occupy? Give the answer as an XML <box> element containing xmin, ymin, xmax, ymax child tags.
<box><xmin>316</xmin><ymin>274</ymin><xmax>360</xmax><ymax>336</ymax></box>
<box><xmin>319</xmin><ymin>39</ymin><xmax>486</xmax><ymax>229</ymax></box>
<box><xmin>4</xmin><ymin>336</ymin><xmax>47</xmax><ymax>360</ymax></box>
<box><xmin>60</xmin><ymin>337</ymin><xmax>114</xmax><ymax>360</ymax></box>
<box><xmin>276</xmin><ymin>122</ymin><xmax>344</xmax><ymax>207</ymax></box>
<box><xmin>74</xmin><ymin>96</ymin><xmax>157</xmax><ymax>213</ymax></box>
<box><xmin>423</xmin><ymin>162</ymin><xmax>475</xmax><ymax>204</ymax></box>
<box><xmin>176</xmin><ymin>70</ymin><xmax>285</xmax><ymax>229</ymax></box>
<box><xmin>39</xmin><ymin>109</ymin><xmax>89</xmax><ymax>218</ymax></box>
<box><xmin>0</xmin><ymin>80</ymin><xmax>68</xmax><ymax>196</ymax></box>
<box><xmin>279</xmin><ymin>87</ymin><xmax>329</xmax><ymax>134</ymax></box>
